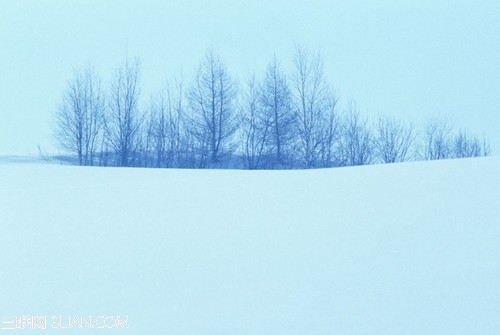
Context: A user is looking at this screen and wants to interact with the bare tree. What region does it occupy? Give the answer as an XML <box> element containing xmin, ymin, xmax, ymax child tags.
<box><xmin>339</xmin><ymin>102</ymin><xmax>373</xmax><ymax>166</ymax></box>
<box><xmin>139</xmin><ymin>109</ymin><xmax>156</xmax><ymax>168</ymax></box>
<box><xmin>148</xmin><ymin>80</ymin><xmax>187</xmax><ymax>168</ymax></box>
<box><xmin>188</xmin><ymin>49</ymin><xmax>238</xmax><ymax>167</ymax></box>
<box><xmin>240</xmin><ymin>75</ymin><xmax>270</xmax><ymax>169</ymax></box>
<box><xmin>318</xmin><ymin>109</ymin><xmax>341</xmax><ymax>167</ymax></box>
<box><xmin>106</xmin><ymin>58</ymin><xmax>142</xmax><ymax>167</ymax></box>
<box><xmin>374</xmin><ymin>115</ymin><xmax>415</xmax><ymax>163</ymax></box>
<box><xmin>54</xmin><ymin>66</ymin><xmax>105</xmax><ymax>166</ymax></box>
<box><xmin>423</xmin><ymin>117</ymin><xmax>454</xmax><ymax>160</ymax></box>
<box><xmin>260</xmin><ymin>57</ymin><xmax>295</xmax><ymax>168</ymax></box>
<box><xmin>292</xmin><ymin>47</ymin><xmax>337</xmax><ymax>168</ymax></box>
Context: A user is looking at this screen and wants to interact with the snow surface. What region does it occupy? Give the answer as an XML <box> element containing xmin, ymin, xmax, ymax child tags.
<box><xmin>0</xmin><ymin>157</ymin><xmax>499</xmax><ymax>334</ymax></box>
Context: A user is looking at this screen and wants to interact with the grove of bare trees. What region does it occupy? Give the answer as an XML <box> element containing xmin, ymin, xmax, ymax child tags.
<box><xmin>54</xmin><ymin>48</ymin><xmax>490</xmax><ymax>169</ymax></box>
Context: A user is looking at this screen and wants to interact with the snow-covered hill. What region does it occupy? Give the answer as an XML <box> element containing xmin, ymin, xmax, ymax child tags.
<box><xmin>0</xmin><ymin>157</ymin><xmax>498</xmax><ymax>334</ymax></box>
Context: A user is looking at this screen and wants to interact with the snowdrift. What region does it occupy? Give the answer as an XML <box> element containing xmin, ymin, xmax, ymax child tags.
<box><xmin>0</xmin><ymin>157</ymin><xmax>498</xmax><ymax>334</ymax></box>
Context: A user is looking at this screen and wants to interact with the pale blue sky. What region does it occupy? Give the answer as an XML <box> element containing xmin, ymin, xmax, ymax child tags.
<box><xmin>1</xmin><ymin>0</ymin><xmax>499</xmax><ymax>155</ymax></box>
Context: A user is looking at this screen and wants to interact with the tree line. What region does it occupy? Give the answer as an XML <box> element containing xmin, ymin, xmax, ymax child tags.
<box><xmin>54</xmin><ymin>47</ymin><xmax>490</xmax><ymax>169</ymax></box>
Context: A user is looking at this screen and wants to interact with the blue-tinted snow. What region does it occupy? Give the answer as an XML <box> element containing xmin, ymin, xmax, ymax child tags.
<box><xmin>0</xmin><ymin>157</ymin><xmax>498</xmax><ymax>334</ymax></box>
